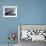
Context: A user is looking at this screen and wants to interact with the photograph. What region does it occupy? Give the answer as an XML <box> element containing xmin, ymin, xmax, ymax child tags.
<box><xmin>18</xmin><ymin>24</ymin><xmax>46</xmax><ymax>46</ymax></box>
<box><xmin>3</xmin><ymin>6</ymin><xmax>17</xmax><ymax>17</ymax></box>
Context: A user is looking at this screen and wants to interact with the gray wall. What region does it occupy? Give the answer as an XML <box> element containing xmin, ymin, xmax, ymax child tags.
<box><xmin>0</xmin><ymin>0</ymin><xmax>46</xmax><ymax>46</ymax></box>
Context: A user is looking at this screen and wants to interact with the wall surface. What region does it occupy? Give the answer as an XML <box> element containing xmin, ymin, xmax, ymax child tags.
<box><xmin>0</xmin><ymin>0</ymin><xmax>18</xmax><ymax>44</ymax></box>
<box><xmin>0</xmin><ymin>0</ymin><xmax>46</xmax><ymax>45</ymax></box>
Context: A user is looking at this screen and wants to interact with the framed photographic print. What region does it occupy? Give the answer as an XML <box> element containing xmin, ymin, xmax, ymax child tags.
<box><xmin>18</xmin><ymin>24</ymin><xmax>46</xmax><ymax>42</ymax></box>
<box><xmin>3</xmin><ymin>6</ymin><xmax>17</xmax><ymax>17</ymax></box>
